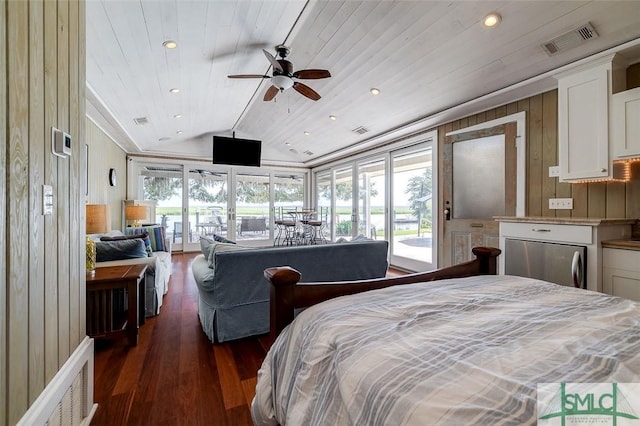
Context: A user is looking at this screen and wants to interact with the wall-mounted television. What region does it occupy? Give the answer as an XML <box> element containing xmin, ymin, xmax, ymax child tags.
<box><xmin>212</xmin><ymin>136</ymin><xmax>262</xmax><ymax>167</ymax></box>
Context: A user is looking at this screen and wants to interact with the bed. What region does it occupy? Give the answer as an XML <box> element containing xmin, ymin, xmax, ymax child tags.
<box><xmin>252</xmin><ymin>247</ymin><xmax>640</xmax><ymax>425</ymax></box>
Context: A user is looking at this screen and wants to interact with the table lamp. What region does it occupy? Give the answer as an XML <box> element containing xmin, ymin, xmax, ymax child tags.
<box><xmin>125</xmin><ymin>205</ymin><xmax>147</xmax><ymax>227</ymax></box>
<box><xmin>86</xmin><ymin>204</ymin><xmax>109</xmax><ymax>272</ymax></box>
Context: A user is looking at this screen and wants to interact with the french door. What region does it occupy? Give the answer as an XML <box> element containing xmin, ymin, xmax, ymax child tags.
<box><xmin>313</xmin><ymin>139</ymin><xmax>436</xmax><ymax>271</ymax></box>
<box><xmin>389</xmin><ymin>144</ymin><xmax>434</xmax><ymax>271</ymax></box>
<box><xmin>134</xmin><ymin>160</ymin><xmax>306</xmax><ymax>251</ymax></box>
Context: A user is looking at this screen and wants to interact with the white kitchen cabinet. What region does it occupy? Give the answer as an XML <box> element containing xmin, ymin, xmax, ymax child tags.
<box><xmin>603</xmin><ymin>247</ymin><xmax>640</xmax><ymax>301</ymax></box>
<box><xmin>612</xmin><ymin>87</ymin><xmax>640</xmax><ymax>159</ymax></box>
<box><xmin>555</xmin><ymin>54</ymin><xmax>627</xmax><ymax>182</ymax></box>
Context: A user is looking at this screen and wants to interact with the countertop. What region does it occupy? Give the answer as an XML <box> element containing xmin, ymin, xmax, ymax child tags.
<box><xmin>494</xmin><ymin>216</ymin><xmax>637</xmax><ymax>226</ymax></box>
<box><xmin>602</xmin><ymin>239</ymin><xmax>640</xmax><ymax>251</ymax></box>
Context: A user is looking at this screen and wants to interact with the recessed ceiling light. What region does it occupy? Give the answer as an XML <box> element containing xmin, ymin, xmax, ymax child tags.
<box><xmin>304</xmin><ymin>131</ymin><xmax>311</xmax><ymax>136</ymax></box>
<box><xmin>370</xmin><ymin>88</ymin><xmax>380</xmax><ymax>95</ymax></box>
<box><xmin>285</xmin><ymin>142</ymin><xmax>291</xmax><ymax>146</ymax></box>
<box><xmin>169</xmin><ymin>88</ymin><xmax>180</xmax><ymax>93</ymax></box>
<box><xmin>176</xmin><ymin>130</ymin><xmax>183</xmax><ymax>135</ymax></box>
<box><xmin>329</xmin><ymin>115</ymin><xmax>337</xmax><ymax>121</ymax></box>
<box><xmin>163</xmin><ymin>40</ymin><xmax>178</xmax><ymax>49</ymax></box>
<box><xmin>173</xmin><ymin>114</ymin><xmax>182</xmax><ymax>119</ymax></box>
<box><xmin>158</xmin><ymin>137</ymin><xmax>170</xmax><ymax>142</ymax></box>
<box><xmin>483</xmin><ymin>12</ymin><xmax>501</xmax><ymax>27</ymax></box>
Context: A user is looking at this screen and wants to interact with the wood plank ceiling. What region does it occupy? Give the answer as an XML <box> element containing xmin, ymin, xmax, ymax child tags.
<box><xmin>86</xmin><ymin>1</ymin><xmax>640</xmax><ymax>166</ymax></box>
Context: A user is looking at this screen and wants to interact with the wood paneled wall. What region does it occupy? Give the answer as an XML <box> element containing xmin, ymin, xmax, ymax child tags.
<box><xmin>86</xmin><ymin>119</ymin><xmax>127</xmax><ymax>230</ymax></box>
<box><xmin>1</xmin><ymin>1</ymin><xmax>86</xmax><ymax>424</ymax></box>
<box><xmin>438</xmin><ymin>89</ymin><xmax>639</xmax><ymax>221</ymax></box>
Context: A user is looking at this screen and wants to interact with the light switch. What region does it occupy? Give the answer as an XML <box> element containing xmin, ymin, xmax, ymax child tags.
<box><xmin>43</xmin><ymin>185</ymin><xmax>53</xmax><ymax>215</ymax></box>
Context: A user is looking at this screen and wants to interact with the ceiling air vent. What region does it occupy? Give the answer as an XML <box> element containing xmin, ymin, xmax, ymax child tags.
<box><xmin>303</xmin><ymin>150</ymin><xmax>314</xmax><ymax>156</ymax></box>
<box><xmin>542</xmin><ymin>23</ymin><xmax>598</xmax><ymax>56</ymax></box>
<box><xmin>352</xmin><ymin>126</ymin><xmax>369</xmax><ymax>135</ymax></box>
<box><xmin>133</xmin><ymin>116</ymin><xmax>149</xmax><ymax>125</ymax></box>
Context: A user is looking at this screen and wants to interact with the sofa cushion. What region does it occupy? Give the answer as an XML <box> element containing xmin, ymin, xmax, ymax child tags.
<box><xmin>125</xmin><ymin>225</ymin><xmax>167</xmax><ymax>252</ymax></box>
<box><xmin>208</xmin><ymin>242</ymin><xmax>253</xmax><ymax>270</ymax></box>
<box><xmin>101</xmin><ymin>233</ymin><xmax>152</xmax><ymax>256</ymax></box>
<box><xmin>96</xmin><ymin>239</ymin><xmax>148</xmax><ymax>262</ymax></box>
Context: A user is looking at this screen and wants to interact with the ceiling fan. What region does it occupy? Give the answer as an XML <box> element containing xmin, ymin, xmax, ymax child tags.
<box><xmin>228</xmin><ymin>45</ymin><xmax>331</xmax><ymax>102</ymax></box>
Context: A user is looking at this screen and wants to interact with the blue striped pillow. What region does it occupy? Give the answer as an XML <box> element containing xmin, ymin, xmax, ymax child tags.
<box><xmin>125</xmin><ymin>225</ymin><xmax>167</xmax><ymax>252</ymax></box>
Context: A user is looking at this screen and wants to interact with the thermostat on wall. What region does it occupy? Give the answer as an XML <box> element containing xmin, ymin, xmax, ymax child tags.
<box><xmin>52</xmin><ymin>127</ymin><xmax>71</xmax><ymax>157</ymax></box>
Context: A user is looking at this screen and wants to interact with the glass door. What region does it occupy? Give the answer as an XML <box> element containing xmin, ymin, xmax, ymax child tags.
<box><xmin>390</xmin><ymin>144</ymin><xmax>434</xmax><ymax>270</ymax></box>
<box><xmin>186</xmin><ymin>169</ymin><xmax>228</xmax><ymax>251</ymax></box>
<box><xmin>234</xmin><ymin>172</ymin><xmax>271</xmax><ymax>244</ymax></box>
<box><xmin>139</xmin><ymin>165</ymin><xmax>184</xmax><ymax>250</ymax></box>
<box><xmin>315</xmin><ymin>172</ymin><xmax>333</xmax><ymax>241</ymax></box>
<box><xmin>357</xmin><ymin>158</ymin><xmax>386</xmax><ymax>240</ymax></box>
<box><xmin>333</xmin><ymin>166</ymin><xmax>355</xmax><ymax>241</ymax></box>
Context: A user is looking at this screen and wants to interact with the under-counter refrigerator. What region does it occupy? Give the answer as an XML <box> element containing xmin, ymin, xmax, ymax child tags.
<box><xmin>504</xmin><ymin>238</ymin><xmax>587</xmax><ymax>289</ymax></box>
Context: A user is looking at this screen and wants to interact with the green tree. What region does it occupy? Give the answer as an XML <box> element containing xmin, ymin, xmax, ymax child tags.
<box><xmin>274</xmin><ymin>183</ymin><xmax>304</xmax><ymax>202</ymax></box>
<box><xmin>405</xmin><ymin>168</ymin><xmax>433</xmax><ymax>235</ymax></box>
<box><xmin>189</xmin><ymin>179</ymin><xmax>227</xmax><ymax>203</ymax></box>
<box><xmin>319</xmin><ymin>181</ymin><xmax>378</xmax><ymax>201</ymax></box>
<box><xmin>143</xmin><ymin>176</ymin><xmax>180</xmax><ymax>201</ymax></box>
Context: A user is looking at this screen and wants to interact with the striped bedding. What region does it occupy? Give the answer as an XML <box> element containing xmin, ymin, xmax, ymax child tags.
<box><xmin>251</xmin><ymin>275</ymin><xmax>640</xmax><ymax>425</ymax></box>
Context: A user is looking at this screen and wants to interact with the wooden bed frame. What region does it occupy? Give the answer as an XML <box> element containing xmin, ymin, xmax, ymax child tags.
<box><xmin>264</xmin><ymin>246</ymin><xmax>501</xmax><ymax>343</ymax></box>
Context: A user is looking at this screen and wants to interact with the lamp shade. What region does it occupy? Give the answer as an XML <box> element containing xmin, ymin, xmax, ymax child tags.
<box><xmin>125</xmin><ymin>205</ymin><xmax>148</xmax><ymax>221</ymax></box>
<box><xmin>86</xmin><ymin>204</ymin><xmax>109</xmax><ymax>234</ymax></box>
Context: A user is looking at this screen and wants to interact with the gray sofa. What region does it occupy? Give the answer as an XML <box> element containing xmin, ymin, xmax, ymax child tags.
<box><xmin>192</xmin><ymin>239</ymin><xmax>389</xmax><ymax>342</ymax></box>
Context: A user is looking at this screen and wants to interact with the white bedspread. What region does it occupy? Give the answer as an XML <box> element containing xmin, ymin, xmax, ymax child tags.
<box><xmin>252</xmin><ymin>275</ymin><xmax>640</xmax><ymax>425</ymax></box>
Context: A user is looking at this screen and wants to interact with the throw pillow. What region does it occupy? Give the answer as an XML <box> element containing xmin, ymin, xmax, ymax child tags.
<box><xmin>200</xmin><ymin>236</ymin><xmax>215</xmax><ymax>257</ymax></box>
<box><xmin>96</xmin><ymin>239</ymin><xmax>148</xmax><ymax>262</ymax></box>
<box><xmin>212</xmin><ymin>233</ymin><xmax>236</xmax><ymax>244</ymax></box>
<box><xmin>125</xmin><ymin>225</ymin><xmax>167</xmax><ymax>252</ymax></box>
<box><xmin>101</xmin><ymin>233</ymin><xmax>152</xmax><ymax>256</ymax></box>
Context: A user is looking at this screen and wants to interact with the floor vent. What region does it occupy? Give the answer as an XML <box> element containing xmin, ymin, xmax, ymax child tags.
<box><xmin>542</xmin><ymin>22</ymin><xmax>598</xmax><ymax>56</ymax></box>
<box><xmin>133</xmin><ymin>116</ymin><xmax>149</xmax><ymax>125</ymax></box>
<box><xmin>352</xmin><ymin>126</ymin><xmax>369</xmax><ymax>135</ymax></box>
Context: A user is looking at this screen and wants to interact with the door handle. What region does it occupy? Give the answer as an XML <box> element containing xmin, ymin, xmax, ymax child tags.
<box><xmin>571</xmin><ymin>251</ymin><xmax>583</xmax><ymax>289</ymax></box>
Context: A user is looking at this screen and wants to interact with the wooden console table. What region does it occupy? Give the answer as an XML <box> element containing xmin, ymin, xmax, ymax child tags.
<box><xmin>86</xmin><ymin>264</ymin><xmax>147</xmax><ymax>346</ymax></box>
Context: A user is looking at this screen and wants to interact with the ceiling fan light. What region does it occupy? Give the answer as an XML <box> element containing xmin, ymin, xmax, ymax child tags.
<box><xmin>271</xmin><ymin>75</ymin><xmax>294</xmax><ymax>91</ymax></box>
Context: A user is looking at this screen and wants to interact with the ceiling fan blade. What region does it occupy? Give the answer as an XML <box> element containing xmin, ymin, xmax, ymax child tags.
<box><xmin>263</xmin><ymin>49</ymin><xmax>283</xmax><ymax>73</ymax></box>
<box><xmin>293</xmin><ymin>82</ymin><xmax>321</xmax><ymax>101</ymax></box>
<box><xmin>227</xmin><ymin>74</ymin><xmax>270</xmax><ymax>79</ymax></box>
<box><xmin>264</xmin><ymin>85</ymin><xmax>280</xmax><ymax>102</ymax></box>
<box><xmin>292</xmin><ymin>69</ymin><xmax>331</xmax><ymax>79</ymax></box>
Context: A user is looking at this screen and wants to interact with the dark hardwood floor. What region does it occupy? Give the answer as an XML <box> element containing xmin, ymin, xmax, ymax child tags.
<box><xmin>92</xmin><ymin>252</ymin><xmax>267</xmax><ymax>425</ymax></box>
<box><xmin>92</xmin><ymin>252</ymin><xmax>406</xmax><ymax>425</ymax></box>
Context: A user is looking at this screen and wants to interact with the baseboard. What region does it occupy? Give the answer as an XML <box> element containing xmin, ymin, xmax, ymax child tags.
<box><xmin>17</xmin><ymin>336</ymin><xmax>97</xmax><ymax>425</ymax></box>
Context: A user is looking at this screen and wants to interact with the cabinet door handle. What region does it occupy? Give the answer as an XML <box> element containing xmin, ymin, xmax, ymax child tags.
<box><xmin>600</xmin><ymin>168</ymin><xmax>607</xmax><ymax>173</ymax></box>
<box><xmin>531</xmin><ymin>228</ymin><xmax>551</xmax><ymax>232</ymax></box>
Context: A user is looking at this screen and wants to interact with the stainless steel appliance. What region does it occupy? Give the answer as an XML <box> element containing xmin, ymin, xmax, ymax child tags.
<box><xmin>504</xmin><ymin>239</ymin><xmax>586</xmax><ymax>288</ymax></box>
